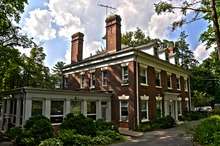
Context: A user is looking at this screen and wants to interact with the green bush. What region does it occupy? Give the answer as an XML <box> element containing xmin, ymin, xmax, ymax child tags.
<box><xmin>96</xmin><ymin>130</ymin><xmax>122</xmax><ymax>141</ymax></box>
<box><xmin>95</xmin><ymin>119</ymin><xmax>118</xmax><ymax>132</ymax></box>
<box><xmin>158</xmin><ymin>116</ymin><xmax>175</xmax><ymax>129</ymax></box>
<box><xmin>182</xmin><ymin>111</ymin><xmax>208</xmax><ymax>121</ymax></box>
<box><xmin>5</xmin><ymin>127</ymin><xmax>22</xmax><ymax>139</ymax></box>
<box><xmin>194</xmin><ymin>115</ymin><xmax>220</xmax><ymax>145</ymax></box>
<box><xmin>39</xmin><ymin>138</ymin><xmax>63</xmax><ymax>146</ymax></box>
<box><xmin>212</xmin><ymin>108</ymin><xmax>220</xmax><ymax>115</ymax></box>
<box><xmin>60</xmin><ymin>113</ymin><xmax>96</xmax><ymax>136</ymax></box>
<box><xmin>136</xmin><ymin>122</ymin><xmax>153</xmax><ymax>132</ymax></box>
<box><xmin>91</xmin><ymin>135</ymin><xmax>112</xmax><ymax>145</ymax></box>
<box><xmin>213</xmin><ymin>132</ymin><xmax>220</xmax><ymax>146</ymax></box>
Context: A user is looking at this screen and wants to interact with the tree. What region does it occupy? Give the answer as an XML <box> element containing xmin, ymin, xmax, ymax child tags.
<box><xmin>154</xmin><ymin>0</ymin><xmax>220</xmax><ymax>59</ymax></box>
<box><xmin>121</xmin><ymin>28</ymin><xmax>151</xmax><ymax>47</ymax></box>
<box><xmin>52</xmin><ymin>61</ymin><xmax>66</xmax><ymax>88</ymax></box>
<box><xmin>175</xmin><ymin>31</ymin><xmax>198</xmax><ymax>69</ymax></box>
<box><xmin>192</xmin><ymin>90</ymin><xmax>214</xmax><ymax>107</ymax></box>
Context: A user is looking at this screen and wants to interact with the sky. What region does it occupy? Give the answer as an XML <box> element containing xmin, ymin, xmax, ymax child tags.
<box><xmin>18</xmin><ymin>0</ymin><xmax>213</xmax><ymax>68</ymax></box>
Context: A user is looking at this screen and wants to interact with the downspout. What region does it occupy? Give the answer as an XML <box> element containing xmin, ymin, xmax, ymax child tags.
<box><xmin>135</xmin><ymin>50</ymin><xmax>139</xmax><ymax>126</ymax></box>
<box><xmin>188</xmin><ymin>77</ymin><xmax>192</xmax><ymax>111</ymax></box>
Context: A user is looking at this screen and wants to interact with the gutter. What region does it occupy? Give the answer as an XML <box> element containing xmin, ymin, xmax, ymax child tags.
<box><xmin>135</xmin><ymin>49</ymin><xmax>140</xmax><ymax>126</ymax></box>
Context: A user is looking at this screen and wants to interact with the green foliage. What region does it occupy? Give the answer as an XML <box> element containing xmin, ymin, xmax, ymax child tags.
<box><xmin>213</xmin><ymin>131</ymin><xmax>220</xmax><ymax>146</ymax></box>
<box><xmin>136</xmin><ymin>122</ymin><xmax>153</xmax><ymax>132</ymax></box>
<box><xmin>5</xmin><ymin>127</ymin><xmax>23</xmax><ymax>139</ymax></box>
<box><xmin>58</xmin><ymin>133</ymin><xmax>92</xmax><ymax>146</ymax></box>
<box><xmin>60</xmin><ymin>113</ymin><xmax>96</xmax><ymax>136</ymax></box>
<box><xmin>154</xmin><ymin>2</ymin><xmax>173</xmax><ymax>14</ymax></box>
<box><xmin>182</xmin><ymin>111</ymin><xmax>208</xmax><ymax>121</ymax></box>
<box><xmin>39</xmin><ymin>138</ymin><xmax>63</xmax><ymax>146</ymax></box>
<box><xmin>95</xmin><ymin>119</ymin><xmax>118</xmax><ymax>132</ymax></box>
<box><xmin>121</xmin><ymin>27</ymin><xmax>151</xmax><ymax>47</ymax></box>
<box><xmin>192</xmin><ymin>90</ymin><xmax>214</xmax><ymax>107</ymax></box>
<box><xmin>91</xmin><ymin>135</ymin><xmax>112</xmax><ymax>145</ymax></box>
<box><xmin>137</xmin><ymin>116</ymin><xmax>175</xmax><ymax>132</ymax></box>
<box><xmin>96</xmin><ymin>130</ymin><xmax>122</xmax><ymax>141</ymax></box>
<box><xmin>20</xmin><ymin>115</ymin><xmax>53</xmax><ymax>145</ymax></box>
<box><xmin>194</xmin><ymin>115</ymin><xmax>220</xmax><ymax>145</ymax></box>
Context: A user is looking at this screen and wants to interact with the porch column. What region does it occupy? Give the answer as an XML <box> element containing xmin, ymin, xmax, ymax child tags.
<box><xmin>0</xmin><ymin>100</ymin><xmax>6</xmax><ymax>130</ymax></box>
<box><xmin>81</xmin><ymin>100</ymin><xmax>87</xmax><ymax>116</ymax></box>
<box><xmin>4</xmin><ymin>99</ymin><xmax>11</xmax><ymax>130</ymax></box>
<box><xmin>15</xmin><ymin>99</ymin><xmax>21</xmax><ymax>126</ymax></box>
<box><xmin>164</xmin><ymin>101</ymin><xmax>168</xmax><ymax>116</ymax></box>
<box><xmin>44</xmin><ymin>98</ymin><xmax>51</xmax><ymax>119</ymax></box>
<box><xmin>175</xmin><ymin>100</ymin><xmax>178</xmax><ymax>121</ymax></box>
<box><xmin>106</xmin><ymin>101</ymin><xmax>111</xmax><ymax>122</ymax></box>
<box><xmin>96</xmin><ymin>100</ymin><xmax>102</xmax><ymax>120</ymax></box>
<box><xmin>65</xmin><ymin>99</ymin><xmax>71</xmax><ymax>115</ymax></box>
<box><xmin>24</xmin><ymin>99</ymin><xmax>32</xmax><ymax>121</ymax></box>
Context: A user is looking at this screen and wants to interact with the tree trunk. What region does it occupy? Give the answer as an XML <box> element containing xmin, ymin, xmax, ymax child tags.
<box><xmin>211</xmin><ymin>0</ymin><xmax>220</xmax><ymax>59</ymax></box>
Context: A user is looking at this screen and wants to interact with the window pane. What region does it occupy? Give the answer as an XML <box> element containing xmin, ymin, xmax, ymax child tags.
<box><xmin>140</xmin><ymin>100</ymin><xmax>148</xmax><ymax>121</ymax></box>
<box><xmin>156</xmin><ymin>72</ymin><xmax>161</xmax><ymax>86</ymax></box>
<box><xmin>87</xmin><ymin>101</ymin><xmax>96</xmax><ymax>114</ymax></box>
<box><xmin>51</xmin><ymin>101</ymin><xmax>64</xmax><ymax>115</ymax></box>
<box><xmin>32</xmin><ymin>100</ymin><xmax>43</xmax><ymax>116</ymax></box>
<box><xmin>71</xmin><ymin>101</ymin><xmax>81</xmax><ymax>115</ymax></box>
<box><xmin>120</xmin><ymin>101</ymin><xmax>128</xmax><ymax>122</ymax></box>
<box><xmin>50</xmin><ymin>117</ymin><xmax>63</xmax><ymax>123</ymax></box>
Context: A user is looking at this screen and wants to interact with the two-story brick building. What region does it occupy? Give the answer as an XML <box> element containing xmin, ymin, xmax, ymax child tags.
<box><xmin>62</xmin><ymin>15</ymin><xmax>191</xmax><ymax>129</ymax></box>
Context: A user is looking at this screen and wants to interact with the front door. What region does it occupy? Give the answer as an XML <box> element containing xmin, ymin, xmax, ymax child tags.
<box><xmin>167</xmin><ymin>100</ymin><xmax>176</xmax><ymax>120</ymax></box>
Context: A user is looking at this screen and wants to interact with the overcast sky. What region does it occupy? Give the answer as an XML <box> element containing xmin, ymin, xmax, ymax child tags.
<box><xmin>19</xmin><ymin>0</ymin><xmax>213</xmax><ymax>68</ymax></box>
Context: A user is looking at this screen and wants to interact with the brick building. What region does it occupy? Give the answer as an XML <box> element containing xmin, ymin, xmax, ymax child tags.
<box><xmin>62</xmin><ymin>15</ymin><xmax>191</xmax><ymax>130</ymax></box>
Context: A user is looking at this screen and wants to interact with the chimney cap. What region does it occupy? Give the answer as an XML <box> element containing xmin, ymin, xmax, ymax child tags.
<box><xmin>72</xmin><ymin>32</ymin><xmax>84</xmax><ymax>39</ymax></box>
<box><xmin>105</xmin><ymin>14</ymin><xmax>121</xmax><ymax>23</ymax></box>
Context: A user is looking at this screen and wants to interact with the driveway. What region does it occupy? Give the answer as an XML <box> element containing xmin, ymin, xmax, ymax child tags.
<box><xmin>112</xmin><ymin>127</ymin><xmax>193</xmax><ymax>146</ymax></box>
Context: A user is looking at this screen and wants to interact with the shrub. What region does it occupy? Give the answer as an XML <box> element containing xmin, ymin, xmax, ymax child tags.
<box><xmin>159</xmin><ymin>116</ymin><xmax>175</xmax><ymax>129</ymax></box>
<box><xmin>136</xmin><ymin>122</ymin><xmax>153</xmax><ymax>132</ymax></box>
<box><xmin>24</xmin><ymin>116</ymin><xmax>53</xmax><ymax>144</ymax></box>
<box><xmin>213</xmin><ymin>132</ymin><xmax>220</xmax><ymax>146</ymax></box>
<box><xmin>91</xmin><ymin>135</ymin><xmax>112</xmax><ymax>145</ymax></box>
<box><xmin>39</xmin><ymin>138</ymin><xmax>63</xmax><ymax>146</ymax></box>
<box><xmin>96</xmin><ymin>130</ymin><xmax>122</xmax><ymax>141</ymax></box>
<box><xmin>60</xmin><ymin>114</ymin><xmax>96</xmax><ymax>136</ymax></box>
<box><xmin>5</xmin><ymin>127</ymin><xmax>22</xmax><ymax>139</ymax></box>
<box><xmin>182</xmin><ymin>111</ymin><xmax>208</xmax><ymax>121</ymax></box>
<box><xmin>95</xmin><ymin>119</ymin><xmax>118</xmax><ymax>132</ymax></box>
<box><xmin>194</xmin><ymin>115</ymin><xmax>220</xmax><ymax>145</ymax></box>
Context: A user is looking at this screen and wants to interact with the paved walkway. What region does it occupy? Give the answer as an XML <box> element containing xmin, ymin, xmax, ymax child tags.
<box><xmin>112</xmin><ymin>127</ymin><xmax>193</xmax><ymax>146</ymax></box>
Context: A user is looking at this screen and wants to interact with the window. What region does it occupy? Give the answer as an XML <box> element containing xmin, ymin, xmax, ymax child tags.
<box><xmin>120</xmin><ymin>100</ymin><xmax>128</xmax><ymax>122</ymax></box>
<box><xmin>90</xmin><ymin>72</ymin><xmax>96</xmax><ymax>88</ymax></box>
<box><xmin>167</xmin><ymin>74</ymin><xmax>172</xmax><ymax>88</ymax></box>
<box><xmin>71</xmin><ymin>100</ymin><xmax>81</xmax><ymax>115</ymax></box>
<box><xmin>102</xmin><ymin>70</ymin><xmax>108</xmax><ymax>86</ymax></box>
<box><xmin>101</xmin><ymin>102</ymin><xmax>107</xmax><ymax>121</ymax></box>
<box><xmin>176</xmin><ymin>77</ymin><xmax>181</xmax><ymax>90</ymax></box>
<box><xmin>122</xmin><ymin>66</ymin><xmax>129</xmax><ymax>84</ymax></box>
<box><xmin>64</xmin><ymin>77</ymin><xmax>68</xmax><ymax>89</ymax></box>
<box><xmin>80</xmin><ymin>74</ymin><xmax>85</xmax><ymax>88</ymax></box>
<box><xmin>140</xmin><ymin>67</ymin><xmax>148</xmax><ymax>85</ymax></box>
<box><xmin>32</xmin><ymin>100</ymin><xmax>43</xmax><ymax>116</ymax></box>
<box><xmin>50</xmin><ymin>101</ymin><xmax>64</xmax><ymax>124</ymax></box>
<box><xmin>140</xmin><ymin>100</ymin><xmax>148</xmax><ymax>122</ymax></box>
<box><xmin>184</xmin><ymin>79</ymin><xmax>188</xmax><ymax>91</ymax></box>
<box><xmin>87</xmin><ymin>101</ymin><xmax>96</xmax><ymax>120</ymax></box>
<box><xmin>155</xmin><ymin>71</ymin><xmax>161</xmax><ymax>87</ymax></box>
<box><xmin>156</xmin><ymin>99</ymin><xmax>163</xmax><ymax>118</ymax></box>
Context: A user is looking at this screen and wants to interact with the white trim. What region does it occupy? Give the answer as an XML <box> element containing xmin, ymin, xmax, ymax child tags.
<box><xmin>89</xmin><ymin>69</ymin><xmax>96</xmax><ymax>73</ymax></box>
<box><xmin>140</xmin><ymin>95</ymin><xmax>149</xmax><ymax>100</ymax></box>
<box><xmin>121</xmin><ymin>63</ymin><xmax>129</xmax><ymax>67</ymax></box>
<box><xmin>140</xmin><ymin>99</ymin><xmax>149</xmax><ymax>122</ymax></box>
<box><xmin>80</xmin><ymin>72</ymin><xmax>85</xmax><ymax>75</ymax></box>
<box><xmin>177</xmin><ymin>97</ymin><xmax>182</xmax><ymax>101</ymax></box>
<box><xmin>185</xmin><ymin>97</ymin><xmax>189</xmax><ymax>101</ymax></box>
<box><xmin>119</xmin><ymin>100</ymin><xmax>129</xmax><ymax>122</ymax></box>
<box><xmin>118</xmin><ymin>95</ymin><xmax>129</xmax><ymax>100</ymax></box>
<box><xmin>156</xmin><ymin>96</ymin><xmax>162</xmax><ymax>101</ymax></box>
<box><xmin>101</xmin><ymin>67</ymin><xmax>108</xmax><ymax>71</ymax></box>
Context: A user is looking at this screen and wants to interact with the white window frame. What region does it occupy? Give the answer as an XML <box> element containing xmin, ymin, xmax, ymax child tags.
<box><xmin>80</xmin><ymin>73</ymin><xmax>85</xmax><ymax>89</ymax></box>
<box><xmin>176</xmin><ymin>77</ymin><xmax>181</xmax><ymax>90</ymax></box>
<box><xmin>185</xmin><ymin>97</ymin><xmax>189</xmax><ymax>111</ymax></box>
<box><xmin>50</xmin><ymin>100</ymin><xmax>64</xmax><ymax>125</ymax></box>
<box><xmin>167</xmin><ymin>73</ymin><xmax>172</xmax><ymax>89</ymax></box>
<box><xmin>140</xmin><ymin>66</ymin><xmax>148</xmax><ymax>86</ymax></box>
<box><xmin>140</xmin><ymin>95</ymin><xmax>149</xmax><ymax>122</ymax></box>
<box><xmin>90</xmin><ymin>72</ymin><xmax>95</xmax><ymax>89</ymax></box>
<box><xmin>121</xmin><ymin>65</ymin><xmax>129</xmax><ymax>85</ymax></box>
<box><xmin>31</xmin><ymin>100</ymin><xmax>43</xmax><ymax>116</ymax></box>
<box><xmin>155</xmin><ymin>70</ymin><xmax>161</xmax><ymax>88</ymax></box>
<box><xmin>119</xmin><ymin>100</ymin><xmax>129</xmax><ymax>122</ymax></box>
<box><xmin>102</xmin><ymin>70</ymin><xmax>108</xmax><ymax>86</ymax></box>
<box><xmin>87</xmin><ymin>101</ymin><xmax>96</xmax><ymax>119</ymax></box>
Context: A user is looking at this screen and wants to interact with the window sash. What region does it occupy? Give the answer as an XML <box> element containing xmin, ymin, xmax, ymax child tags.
<box><xmin>71</xmin><ymin>100</ymin><xmax>81</xmax><ymax>115</ymax></box>
<box><xmin>184</xmin><ymin>80</ymin><xmax>188</xmax><ymax>91</ymax></box>
<box><xmin>120</xmin><ymin>100</ymin><xmax>128</xmax><ymax>122</ymax></box>
<box><xmin>140</xmin><ymin>68</ymin><xmax>147</xmax><ymax>84</ymax></box>
<box><xmin>32</xmin><ymin>100</ymin><xmax>43</xmax><ymax>116</ymax></box>
<box><xmin>167</xmin><ymin>75</ymin><xmax>172</xmax><ymax>88</ymax></box>
<box><xmin>102</xmin><ymin>71</ymin><xmax>108</xmax><ymax>86</ymax></box>
<box><xmin>176</xmin><ymin>78</ymin><xmax>180</xmax><ymax>89</ymax></box>
<box><xmin>155</xmin><ymin>72</ymin><xmax>161</xmax><ymax>86</ymax></box>
<box><xmin>140</xmin><ymin>100</ymin><xmax>148</xmax><ymax>121</ymax></box>
<box><xmin>90</xmin><ymin>73</ymin><xmax>95</xmax><ymax>88</ymax></box>
<box><xmin>122</xmin><ymin>66</ymin><xmax>129</xmax><ymax>84</ymax></box>
<box><xmin>80</xmin><ymin>75</ymin><xmax>85</xmax><ymax>88</ymax></box>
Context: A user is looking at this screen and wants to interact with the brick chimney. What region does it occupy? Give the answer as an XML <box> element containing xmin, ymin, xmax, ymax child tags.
<box><xmin>71</xmin><ymin>32</ymin><xmax>84</xmax><ymax>64</ymax></box>
<box><xmin>105</xmin><ymin>15</ymin><xmax>121</xmax><ymax>52</ymax></box>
